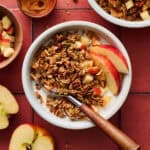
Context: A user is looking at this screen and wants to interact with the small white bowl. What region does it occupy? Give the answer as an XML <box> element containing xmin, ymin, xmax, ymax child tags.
<box><xmin>22</xmin><ymin>21</ymin><xmax>132</xmax><ymax>129</ymax></box>
<box><xmin>88</xmin><ymin>0</ymin><xmax>150</xmax><ymax>28</ymax></box>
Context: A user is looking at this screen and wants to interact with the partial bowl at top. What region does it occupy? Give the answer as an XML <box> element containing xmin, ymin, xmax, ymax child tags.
<box><xmin>0</xmin><ymin>5</ymin><xmax>23</xmax><ymax>69</ymax></box>
<box><xmin>17</xmin><ymin>0</ymin><xmax>57</xmax><ymax>18</ymax></box>
<box><xmin>22</xmin><ymin>21</ymin><xmax>132</xmax><ymax>129</ymax></box>
<box><xmin>88</xmin><ymin>0</ymin><xmax>150</xmax><ymax>28</ymax></box>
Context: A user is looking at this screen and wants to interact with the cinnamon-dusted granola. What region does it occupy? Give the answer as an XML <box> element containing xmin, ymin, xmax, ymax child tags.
<box><xmin>30</xmin><ymin>30</ymin><xmax>107</xmax><ymax>120</ymax></box>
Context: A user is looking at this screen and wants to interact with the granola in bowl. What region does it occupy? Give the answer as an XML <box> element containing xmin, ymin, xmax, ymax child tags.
<box><xmin>22</xmin><ymin>21</ymin><xmax>132</xmax><ymax>129</ymax></box>
<box><xmin>30</xmin><ymin>31</ymin><xmax>109</xmax><ymax>120</ymax></box>
<box><xmin>30</xmin><ymin>29</ymin><xmax>129</xmax><ymax>121</ymax></box>
<box><xmin>98</xmin><ymin>0</ymin><xmax>150</xmax><ymax>21</ymax></box>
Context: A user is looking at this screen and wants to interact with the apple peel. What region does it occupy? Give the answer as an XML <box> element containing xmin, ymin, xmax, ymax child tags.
<box><xmin>90</xmin><ymin>45</ymin><xmax>129</xmax><ymax>74</ymax></box>
<box><xmin>89</xmin><ymin>52</ymin><xmax>121</xmax><ymax>95</ymax></box>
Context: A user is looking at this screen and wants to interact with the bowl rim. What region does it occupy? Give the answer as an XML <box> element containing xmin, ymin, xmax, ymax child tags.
<box><xmin>16</xmin><ymin>0</ymin><xmax>57</xmax><ymax>18</ymax></box>
<box><xmin>22</xmin><ymin>21</ymin><xmax>132</xmax><ymax>129</ymax></box>
<box><xmin>0</xmin><ymin>5</ymin><xmax>23</xmax><ymax>69</ymax></box>
<box><xmin>88</xmin><ymin>0</ymin><xmax>150</xmax><ymax>28</ymax></box>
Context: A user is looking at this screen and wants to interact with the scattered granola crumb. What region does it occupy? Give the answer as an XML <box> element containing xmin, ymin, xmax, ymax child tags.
<box><xmin>35</xmin><ymin>91</ymin><xmax>43</xmax><ymax>104</ymax></box>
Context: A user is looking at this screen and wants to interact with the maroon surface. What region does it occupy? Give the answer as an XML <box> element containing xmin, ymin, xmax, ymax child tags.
<box><xmin>0</xmin><ymin>1</ymin><xmax>149</xmax><ymax>150</ymax></box>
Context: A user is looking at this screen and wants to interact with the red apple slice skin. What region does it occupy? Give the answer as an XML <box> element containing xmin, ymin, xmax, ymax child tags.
<box><xmin>89</xmin><ymin>52</ymin><xmax>121</xmax><ymax>95</ymax></box>
<box><xmin>90</xmin><ymin>45</ymin><xmax>129</xmax><ymax>74</ymax></box>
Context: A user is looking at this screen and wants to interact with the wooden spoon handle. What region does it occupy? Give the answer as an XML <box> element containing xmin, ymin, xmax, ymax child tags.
<box><xmin>80</xmin><ymin>104</ymin><xmax>140</xmax><ymax>150</ymax></box>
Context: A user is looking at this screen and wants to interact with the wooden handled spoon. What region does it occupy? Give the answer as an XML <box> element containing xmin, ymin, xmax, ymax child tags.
<box><xmin>50</xmin><ymin>90</ymin><xmax>140</xmax><ymax>150</ymax></box>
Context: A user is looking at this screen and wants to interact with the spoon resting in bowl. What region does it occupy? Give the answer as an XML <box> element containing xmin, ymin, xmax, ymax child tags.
<box><xmin>49</xmin><ymin>90</ymin><xmax>140</xmax><ymax>150</ymax></box>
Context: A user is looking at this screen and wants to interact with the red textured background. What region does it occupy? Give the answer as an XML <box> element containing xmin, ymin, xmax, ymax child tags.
<box><xmin>0</xmin><ymin>0</ymin><xmax>150</xmax><ymax>149</ymax></box>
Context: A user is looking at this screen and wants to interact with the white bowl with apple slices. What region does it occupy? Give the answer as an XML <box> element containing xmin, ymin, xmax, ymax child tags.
<box><xmin>88</xmin><ymin>0</ymin><xmax>150</xmax><ymax>28</ymax></box>
<box><xmin>22</xmin><ymin>21</ymin><xmax>132</xmax><ymax>129</ymax></box>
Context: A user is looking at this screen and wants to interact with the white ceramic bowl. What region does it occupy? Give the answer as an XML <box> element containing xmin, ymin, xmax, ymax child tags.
<box><xmin>88</xmin><ymin>0</ymin><xmax>150</xmax><ymax>28</ymax></box>
<box><xmin>22</xmin><ymin>21</ymin><xmax>132</xmax><ymax>129</ymax></box>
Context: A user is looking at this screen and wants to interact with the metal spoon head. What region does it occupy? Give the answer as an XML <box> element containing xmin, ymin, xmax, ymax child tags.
<box><xmin>48</xmin><ymin>89</ymin><xmax>66</xmax><ymax>99</ymax></box>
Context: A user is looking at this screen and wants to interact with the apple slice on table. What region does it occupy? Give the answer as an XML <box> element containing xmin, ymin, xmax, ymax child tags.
<box><xmin>0</xmin><ymin>85</ymin><xmax>19</xmax><ymax>129</ymax></box>
<box><xmin>9</xmin><ymin>124</ymin><xmax>55</xmax><ymax>150</ymax></box>
<box><xmin>89</xmin><ymin>45</ymin><xmax>128</xmax><ymax>74</ymax></box>
<box><xmin>89</xmin><ymin>52</ymin><xmax>121</xmax><ymax>95</ymax></box>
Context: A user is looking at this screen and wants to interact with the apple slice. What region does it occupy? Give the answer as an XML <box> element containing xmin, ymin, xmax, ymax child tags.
<box><xmin>0</xmin><ymin>85</ymin><xmax>19</xmax><ymax>129</ymax></box>
<box><xmin>32</xmin><ymin>136</ymin><xmax>54</xmax><ymax>150</ymax></box>
<box><xmin>90</xmin><ymin>45</ymin><xmax>128</xmax><ymax>74</ymax></box>
<box><xmin>89</xmin><ymin>52</ymin><xmax>121</xmax><ymax>95</ymax></box>
<box><xmin>0</xmin><ymin>114</ymin><xmax>9</xmax><ymax>130</ymax></box>
<box><xmin>9</xmin><ymin>124</ymin><xmax>55</xmax><ymax>150</ymax></box>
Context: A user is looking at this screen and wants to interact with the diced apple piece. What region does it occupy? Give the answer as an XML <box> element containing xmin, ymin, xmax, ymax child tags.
<box><xmin>83</xmin><ymin>74</ymin><xmax>94</xmax><ymax>84</ymax></box>
<box><xmin>75</xmin><ymin>41</ymin><xmax>84</xmax><ymax>49</ymax></box>
<box><xmin>92</xmin><ymin>87</ymin><xmax>101</xmax><ymax>95</ymax></box>
<box><xmin>125</xmin><ymin>0</ymin><xmax>134</xmax><ymax>10</ymax></box>
<box><xmin>89</xmin><ymin>53</ymin><xmax>121</xmax><ymax>95</ymax></box>
<box><xmin>0</xmin><ymin>39</ymin><xmax>11</xmax><ymax>47</ymax></box>
<box><xmin>9</xmin><ymin>124</ymin><xmax>55</xmax><ymax>150</ymax></box>
<box><xmin>140</xmin><ymin>10</ymin><xmax>150</xmax><ymax>20</ymax></box>
<box><xmin>80</xmin><ymin>60</ymin><xmax>93</xmax><ymax>69</ymax></box>
<box><xmin>80</xmin><ymin>35</ymin><xmax>90</xmax><ymax>46</ymax></box>
<box><xmin>0</xmin><ymin>85</ymin><xmax>19</xmax><ymax>129</ymax></box>
<box><xmin>1</xmin><ymin>47</ymin><xmax>15</xmax><ymax>58</ymax></box>
<box><xmin>90</xmin><ymin>45</ymin><xmax>128</xmax><ymax>74</ymax></box>
<box><xmin>2</xmin><ymin>16</ymin><xmax>12</xmax><ymax>30</ymax></box>
<box><xmin>88</xmin><ymin>66</ymin><xmax>100</xmax><ymax>75</ymax></box>
<box><xmin>2</xmin><ymin>31</ymin><xmax>15</xmax><ymax>42</ymax></box>
<box><xmin>6</xmin><ymin>26</ymin><xmax>14</xmax><ymax>35</ymax></box>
